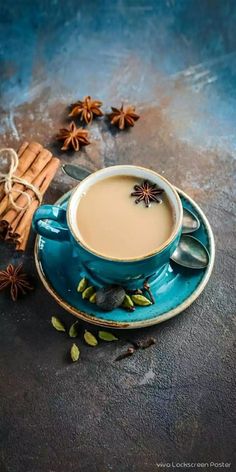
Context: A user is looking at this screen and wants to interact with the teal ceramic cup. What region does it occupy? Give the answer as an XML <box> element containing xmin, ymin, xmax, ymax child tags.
<box><xmin>33</xmin><ymin>165</ymin><xmax>183</xmax><ymax>288</ymax></box>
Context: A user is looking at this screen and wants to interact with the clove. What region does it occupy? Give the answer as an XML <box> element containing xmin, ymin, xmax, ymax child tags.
<box><xmin>115</xmin><ymin>347</ymin><xmax>135</xmax><ymax>361</ymax></box>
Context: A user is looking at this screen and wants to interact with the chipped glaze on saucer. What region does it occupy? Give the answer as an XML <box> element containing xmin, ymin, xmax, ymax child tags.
<box><xmin>34</xmin><ymin>188</ymin><xmax>215</xmax><ymax>329</ymax></box>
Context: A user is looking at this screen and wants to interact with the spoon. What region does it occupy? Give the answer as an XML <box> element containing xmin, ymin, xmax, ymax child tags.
<box><xmin>182</xmin><ymin>207</ymin><xmax>200</xmax><ymax>234</ymax></box>
<box><xmin>171</xmin><ymin>235</ymin><xmax>209</xmax><ymax>269</ymax></box>
<box><xmin>63</xmin><ymin>164</ymin><xmax>209</xmax><ymax>269</ymax></box>
<box><xmin>62</xmin><ymin>164</ymin><xmax>91</xmax><ymax>181</ymax></box>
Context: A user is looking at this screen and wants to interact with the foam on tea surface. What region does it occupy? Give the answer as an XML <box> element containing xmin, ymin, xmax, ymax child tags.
<box><xmin>76</xmin><ymin>175</ymin><xmax>174</xmax><ymax>259</ymax></box>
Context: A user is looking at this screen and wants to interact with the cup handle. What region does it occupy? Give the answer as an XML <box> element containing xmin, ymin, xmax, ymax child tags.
<box><xmin>32</xmin><ymin>205</ymin><xmax>70</xmax><ymax>241</ymax></box>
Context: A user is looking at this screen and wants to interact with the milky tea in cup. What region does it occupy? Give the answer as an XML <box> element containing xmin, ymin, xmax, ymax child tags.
<box><xmin>75</xmin><ymin>174</ymin><xmax>175</xmax><ymax>260</ymax></box>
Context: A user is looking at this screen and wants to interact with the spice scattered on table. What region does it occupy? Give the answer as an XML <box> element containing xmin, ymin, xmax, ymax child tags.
<box><xmin>56</xmin><ymin>121</ymin><xmax>90</xmax><ymax>151</ymax></box>
<box><xmin>68</xmin><ymin>321</ymin><xmax>79</xmax><ymax>338</ymax></box>
<box><xmin>131</xmin><ymin>337</ymin><xmax>156</xmax><ymax>349</ymax></box>
<box><xmin>115</xmin><ymin>347</ymin><xmax>136</xmax><ymax>361</ymax></box>
<box><xmin>115</xmin><ymin>337</ymin><xmax>156</xmax><ymax>361</ymax></box>
<box><xmin>49</xmin><ymin>315</ymin><xmax>156</xmax><ymax>364</ymax></box>
<box><xmin>98</xmin><ymin>331</ymin><xmax>118</xmax><ymax>341</ymax></box>
<box><xmin>69</xmin><ymin>95</ymin><xmax>103</xmax><ymax>124</ymax></box>
<box><xmin>51</xmin><ymin>316</ymin><xmax>66</xmax><ymax>332</ymax></box>
<box><xmin>0</xmin><ymin>263</ymin><xmax>33</xmax><ymax>301</ymax></box>
<box><xmin>57</xmin><ymin>98</ymin><xmax>139</xmax><ymax>151</ymax></box>
<box><xmin>108</xmin><ymin>104</ymin><xmax>140</xmax><ymax>130</ymax></box>
<box><xmin>84</xmin><ymin>330</ymin><xmax>98</xmax><ymax>347</ymax></box>
<box><xmin>70</xmin><ymin>343</ymin><xmax>80</xmax><ymax>362</ymax></box>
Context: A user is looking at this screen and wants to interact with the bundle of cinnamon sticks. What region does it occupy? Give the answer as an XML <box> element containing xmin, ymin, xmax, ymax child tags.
<box><xmin>0</xmin><ymin>142</ymin><xmax>60</xmax><ymax>251</ymax></box>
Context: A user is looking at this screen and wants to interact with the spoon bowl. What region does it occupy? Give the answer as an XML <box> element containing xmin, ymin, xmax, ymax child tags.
<box><xmin>171</xmin><ymin>235</ymin><xmax>209</xmax><ymax>269</ymax></box>
<box><xmin>62</xmin><ymin>164</ymin><xmax>91</xmax><ymax>181</ymax></box>
<box><xmin>182</xmin><ymin>207</ymin><xmax>200</xmax><ymax>234</ymax></box>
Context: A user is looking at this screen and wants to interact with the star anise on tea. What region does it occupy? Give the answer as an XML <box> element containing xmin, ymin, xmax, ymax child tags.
<box><xmin>0</xmin><ymin>263</ymin><xmax>33</xmax><ymax>301</ymax></box>
<box><xmin>69</xmin><ymin>96</ymin><xmax>103</xmax><ymax>124</ymax></box>
<box><xmin>56</xmin><ymin>121</ymin><xmax>90</xmax><ymax>151</ymax></box>
<box><xmin>108</xmin><ymin>104</ymin><xmax>140</xmax><ymax>130</ymax></box>
<box><xmin>131</xmin><ymin>180</ymin><xmax>164</xmax><ymax>207</ymax></box>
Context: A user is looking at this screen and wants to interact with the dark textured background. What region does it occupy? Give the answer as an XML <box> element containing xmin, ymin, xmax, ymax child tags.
<box><xmin>0</xmin><ymin>1</ymin><xmax>235</xmax><ymax>471</ymax></box>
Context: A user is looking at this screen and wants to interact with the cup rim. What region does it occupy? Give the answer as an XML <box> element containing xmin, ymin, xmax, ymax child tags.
<box><xmin>67</xmin><ymin>165</ymin><xmax>183</xmax><ymax>262</ymax></box>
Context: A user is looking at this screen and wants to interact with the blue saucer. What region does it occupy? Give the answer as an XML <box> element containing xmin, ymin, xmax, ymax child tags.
<box><xmin>34</xmin><ymin>189</ymin><xmax>215</xmax><ymax>329</ymax></box>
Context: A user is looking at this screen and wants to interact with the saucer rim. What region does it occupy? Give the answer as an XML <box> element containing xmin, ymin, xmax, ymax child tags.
<box><xmin>34</xmin><ymin>187</ymin><xmax>215</xmax><ymax>329</ymax></box>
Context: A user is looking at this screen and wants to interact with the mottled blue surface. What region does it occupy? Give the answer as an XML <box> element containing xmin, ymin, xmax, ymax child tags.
<box><xmin>1</xmin><ymin>0</ymin><xmax>236</xmax><ymax>152</ymax></box>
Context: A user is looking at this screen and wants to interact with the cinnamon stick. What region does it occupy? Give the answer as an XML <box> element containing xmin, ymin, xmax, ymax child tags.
<box><xmin>0</xmin><ymin>141</ymin><xmax>41</xmax><ymax>208</ymax></box>
<box><xmin>16</xmin><ymin>201</ymin><xmax>38</xmax><ymax>251</ymax></box>
<box><xmin>0</xmin><ymin>141</ymin><xmax>29</xmax><ymax>200</ymax></box>
<box><xmin>1</xmin><ymin>155</ymin><xmax>58</xmax><ymax>227</ymax></box>
<box><xmin>17</xmin><ymin>141</ymin><xmax>30</xmax><ymax>158</ymax></box>
<box><xmin>15</xmin><ymin>158</ymin><xmax>60</xmax><ymax>251</ymax></box>
<box><xmin>0</xmin><ymin>142</ymin><xmax>60</xmax><ymax>251</ymax></box>
<box><xmin>17</xmin><ymin>142</ymin><xmax>43</xmax><ymax>174</ymax></box>
<box><xmin>0</xmin><ymin>146</ymin><xmax>51</xmax><ymax>215</ymax></box>
<box><xmin>6</xmin><ymin>211</ymin><xmax>23</xmax><ymax>239</ymax></box>
<box><xmin>0</xmin><ymin>142</ymin><xmax>42</xmax><ymax>195</ymax></box>
<box><xmin>17</xmin><ymin>224</ymin><xmax>31</xmax><ymax>252</ymax></box>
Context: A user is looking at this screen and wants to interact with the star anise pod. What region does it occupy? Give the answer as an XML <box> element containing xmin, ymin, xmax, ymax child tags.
<box><xmin>0</xmin><ymin>263</ymin><xmax>33</xmax><ymax>301</ymax></box>
<box><xmin>131</xmin><ymin>181</ymin><xmax>164</xmax><ymax>207</ymax></box>
<box><xmin>108</xmin><ymin>104</ymin><xmax>140</xmax><ymax>130</ymax></box>
<box><xmin>56</xmin><ymin>121</ymin><xmax>90</xmax><ymax>151</ymax></box>
<box><xmin>69</xmin><ymin>95</ymin><xmax>103</xmax><ymax>124</ymax></box>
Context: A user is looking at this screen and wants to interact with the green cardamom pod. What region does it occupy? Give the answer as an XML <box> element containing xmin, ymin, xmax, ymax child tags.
<box><xmin>131</xmin><ymin>294</ymin><xmax>152</xmax><ymax>306</ymax></box>
<box><xmin>84</xmin><ymin>330</ymin><xmax>98</xmax><ymax>346</ymax></box>
<box><xmin>70</xmin><ymin>343</ymin><xmax>80</xmax><ymax>362</ymax></box>
<box><xmin>82</xmin><ymin>286</ymin><xmax>95</xmax><ymax>300</ymax></box>
<box><xmin>51</xmin><ymin>316</ymin><xmax>66</xmax><ymax>332</ymax></box>
<box><xmin>122</xmin><ymin>294</ymin><xmax>134</xmax><ymax>308</ymax></box>
<box><xmin>77</xmin><ymin>277</ymin><xmax>88</xmax><ymax>293</ymax></box>
<box><xmin>89</xmin><ymin>293</ymin><xmax>96</xmax><ymax>304</ymax></box>
<box><xmin>98</xmin><ymin>331</ymin><xmax>118</xmax><ymax>341</ymax></box>
<box><xmin>69</xmin><ymin>321</ymin><xmax>79</xmax><ymax>338</ymax></box>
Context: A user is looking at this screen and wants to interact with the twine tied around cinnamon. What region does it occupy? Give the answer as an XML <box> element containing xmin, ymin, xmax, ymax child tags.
<box><xmin>0</xmin><ymin>148</ymin><xmax>43</xmax><ymax>211</ymax></box>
